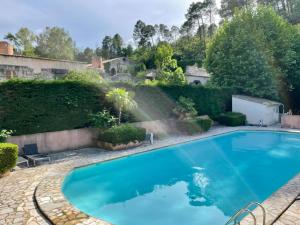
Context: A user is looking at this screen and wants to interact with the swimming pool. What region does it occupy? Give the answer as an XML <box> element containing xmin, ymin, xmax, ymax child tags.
<box><xmin>62</xmin><ymin>131</ymin><xmax>300</xmax><ymax>225</ymax></box>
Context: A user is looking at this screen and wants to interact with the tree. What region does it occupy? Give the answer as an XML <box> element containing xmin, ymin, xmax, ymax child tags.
<box><xmin>180</xmin><ymin>20</ymin><xmax>194</xmax><ymax>37</ymax></box>
<box><xmin>112</xmin><ymin>34</ymin><xmax>123</xmax><ymax>57</ymax></box>
<box><xmin>173</xmin><ymin>36</ymin><xmax>206</xmax><ymax>70</ymax></box>
<box><xmin>205</xmin><ymin>7</ymin><xmax>300</xmax><ymax>108</ymax></box>
<box><xmin>4</xmin><ymin>28</ymin><xmax>36</xmax><ymax>56</ymax></box>
<box><xmin>4</xmin><ymin>33</ymin><xmax>20</xmax><ymax>53</ymax></box>
<box><xmin>122</xmin><ymin>44</ymin><xmax>134</xmax><ymax>57</ymax></box>
<box><xmin>171</xmin><ymin>26</ymin><xmax>180</xmax><ymax>42</ymax></box>
<box><xmin>185</xmin><ymin>0</ymin><xmax>217</xmax><ymax>44</ymax></box>
<box><xmin>155</xmin><ymin>24</ymin><xmax>172</xmax><ymax>42</ymax></box>
<box><xmin>101</xmin><ymin>36</ymin><xmax>113</xmax><ymax>59</ymax></box>
<box><xmin>106</xmin><ymin>88</ymin><xmax>137</xmax><ymax>125</ymax></box>
<box><xmin>36</xmin><ymin>27</ymin><xmax>76</xmax><ymax>60</ymax></box>
<box><xmin>15</xmin><ymin>28</ymin><xmax>36</xmax><ymax>56</ymax></box>
<box><xmin>133</xmin><ymin>20</ymin><xmax>148</xmax><ymax>47</ymax></box>
<box><xmin>144</xmin><ymin>25</ymin><xmax>156</xmax><ymax>46</ymax></box>
<box><xmin>257</xmin><ymin>0</ymin><xmax>300</xmax><ymax>23</ymax></box>
<box><xmin>130</xmin><ymin>46</ymin><xmax>156</xmax><ymax>69</ymax></box>
<box><xmin>154</xmin><ymin>43</ymin><xmax>186</xmax><ymax>85</ymax></box>
<box><xmin>76</xmin><ymin>47</ymin><xmax>95</xmax><ymax>62</ymax></box>
<box><xmin>133</xmin><ymin>20</ymin><xmax>156</xmax><ymax>47</ymax></box>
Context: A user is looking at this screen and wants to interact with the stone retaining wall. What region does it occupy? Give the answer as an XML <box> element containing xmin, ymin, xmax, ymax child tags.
<box><xmin>7</xmin><ymin>128</ymin><xmax>98</xmax><ymax>154</ymax></box>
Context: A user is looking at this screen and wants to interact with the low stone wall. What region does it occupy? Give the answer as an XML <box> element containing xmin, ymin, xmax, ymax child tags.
<box><xmin>7</xmin><ymin>128</ymin><xmax>98</xmax><ymax>154</ymax></box>
<box><xmin>281</xmin><ymin>115</ymin><xmax>300</xmax><ymax>129</ymax></box>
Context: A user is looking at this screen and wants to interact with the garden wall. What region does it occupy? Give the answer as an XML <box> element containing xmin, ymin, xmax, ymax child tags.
<box><xmin>7</xmin><ymin>128</ymin><xmax>98</xmax><ymax>154</ymax></box>
<box><xmin>281</xmin><ymin>115</ymin><xmax>300</xmax><ymax>129</ymax></box>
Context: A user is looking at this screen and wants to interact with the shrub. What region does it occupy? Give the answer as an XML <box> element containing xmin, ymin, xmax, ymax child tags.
<box><xmin>173</xmin><ymin>96</ymin><xmax>197</xmax><ymax>119</ymax></box>
<box><xmin>63</xmin><ymin>70</ymin><xmax>104</xmax><ymax>84</ymax></box>
<box><xmin>0</xmin><ymin>130</ymin><xmax>13</xmax><ymax>143</ymax></box>
<box><xmin>0</xmin><ymin>143</ymin><xmax>18</xmax><ymax>175</ymax></box>
<box><xmin>0</xmin><ymin>80</ymin><xmax>111</xmax><ymax>135</ymax></box>
<box><xmin>177</xmin><ymin>117</ymin><xmax>213</xmax><ymax>135</ymax></box>
<box><xmin>89</xmin><ymin>110</ymin><xmax>117</xmax><ymax>129</ymax></box>
<box><xmin>218</xmin><ymin>112</ymin><xmax>246</xmax><ymax>126</ymax></box>
<box><xmin>194</xmin><ymin>117</ymin><xmax>213</xmax><ymax>132</ymax></box>
<box><xmin>98</xmin><ymin>124</ymin><xmax>146</xmax><ymax>145</ymax></box>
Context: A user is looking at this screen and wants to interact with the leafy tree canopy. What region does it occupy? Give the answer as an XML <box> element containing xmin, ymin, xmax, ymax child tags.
<box><xmin>35</xmin><ymin>27</ymin><xmax>76</xmax><ymax>60</ymax></box>
<box><xmin>154</xmin><ymin>43</ymin><xmax>187</xmax><ymax>85</ymax></box>
<box><xmin>205</xmin><ymin>6</ymin><xmax>300</xmax><ymax>109</ymax></box>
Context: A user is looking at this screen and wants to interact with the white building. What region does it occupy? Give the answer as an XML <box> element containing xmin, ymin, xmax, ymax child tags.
<box><xmin>185</xmin><ymin>66</ymin><xmax>210</xmax><ymax>85</ymax></box>
<box><xmin>232</xmin><ymin>95</ymin><xmax>284</xmax><ymax>126</ymax></box>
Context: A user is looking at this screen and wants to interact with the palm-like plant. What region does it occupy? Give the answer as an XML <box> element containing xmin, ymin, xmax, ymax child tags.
<box><xmin>106</xmin><ymin>88</ymin><xmax>137</xmax><ymax>125</ymax></box>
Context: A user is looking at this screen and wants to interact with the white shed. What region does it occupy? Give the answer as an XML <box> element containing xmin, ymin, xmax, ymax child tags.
<box><xmin>232</xmin><ymin>95</ymin><xmax>284</xmax><ymax>126</ymax></box>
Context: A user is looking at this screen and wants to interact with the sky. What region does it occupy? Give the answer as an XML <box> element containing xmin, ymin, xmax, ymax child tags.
<box><xmin>0</xmin><ymin>0</ymin><xmax>212</xmax><ymax>49</ymax></box>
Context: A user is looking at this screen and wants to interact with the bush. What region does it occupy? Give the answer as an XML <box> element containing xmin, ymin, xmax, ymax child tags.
<box><xmin>177</xmin><ymin>117</ymin><xmax>213</xmax><ymax>135</ymax></box>
<box><xmin>63</xmin><ymin>70</ymin><xmax>104</xmax><ymax>84</ymax></box>
<box><xmin>218</xmin><ymin>112</ymin><xmax>246</xmax><ymax>126</ymax></box>
<box><xmin>194</xmin><ymin>117</ymin><xmax>213</xmax><ymax>132</ymax></box>
<box><xmin>0</xmin><ymin>143</ymin><xmax>18</xmax><ymax>175</ymax></box>
<box><xmin>0</xmin><ymin>130</ymin><xmax>13</xmax><ymax>143</ymax></box>
<box><xmin>89</xmin><ymin>110</ymin><xmax>117</xmax><ymax>129</ymax></box>
<box><xmin>0</xmin><ymin>80</ymin><xmax>111</xmax><ymax>135</ymax></box>
<box><xmin>173</xmin><ymin>96</ymin><xmax>197</xmax><ymax>120</ymax></box>
<box><xmin>98</xmin><ymin>124</ymin><xmax>146</xmax><ymax>145</ymax></box>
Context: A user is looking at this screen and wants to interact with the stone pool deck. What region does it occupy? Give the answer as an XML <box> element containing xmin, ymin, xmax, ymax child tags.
<box><xmin>1</xmin><ymin>126</ymin><xmax>300</xmax><ymax>225</ymax></box>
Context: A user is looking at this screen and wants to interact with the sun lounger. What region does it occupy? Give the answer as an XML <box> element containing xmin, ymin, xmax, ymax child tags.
<box><xmin>22</xmin><ymin>144</ymin><xmax>51</xmax><ymax>166</ymax></box>
<box><xmin>17</xmin><ymin>156</ymin><xmax>29</xmax><ymax>167</ymax></box>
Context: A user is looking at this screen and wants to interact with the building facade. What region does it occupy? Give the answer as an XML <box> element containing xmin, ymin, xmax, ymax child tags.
<box><xmin>0</xmin><ymin>41</ymin><xmax>89</xmax><ymax>81</ymax></box>
<box><xmin>185</xmin><ymin>65</ymin><xmax>210</xmax><ymax>85</ymax></box>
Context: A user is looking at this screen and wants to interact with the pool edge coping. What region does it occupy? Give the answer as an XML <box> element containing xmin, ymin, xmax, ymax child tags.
<box><xmin>34</xmin><ymin>126</ymin><xmax>300</xmax><ymax>225</ymax></box>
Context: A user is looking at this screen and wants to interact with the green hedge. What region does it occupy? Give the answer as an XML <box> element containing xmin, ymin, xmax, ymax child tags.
<box><xmin>0</xmin><ymin>143</ymin><xmax>18</xmax><ymax>175</ymax></box>
<box><xmin>177</xmin><ymin>117</ymin><xmax>213</xmax><ymax>135</ymax></box>
<box><xmin>194</xmin><ymin>117</ymin><xmax>213</xmax><ymax>132</ymax></box>
<box><xmin>98</xmin><ymin>124</ymin><xmax>146</xmax><ymax>145</ymax></box>
<box><xmin>218</xmin><ymin>112</ymin><xmax>246</xmax><ymax>126</ymax></box>
<box><xmin>0</xmin><ymin>80</ymin><xmax>110</xmax><ymax>135</ymax></box>
<box><xmin>115</xmin><ymin>83</ymin><xmax>233</xmax><ymax>121</ymax></box>
<box><xmin>0</xmin><ymin>80</ymin><xmax>232</xmax><ymax>135</ymax></box>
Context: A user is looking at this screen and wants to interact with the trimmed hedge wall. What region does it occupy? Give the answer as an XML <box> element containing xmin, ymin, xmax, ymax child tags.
<box><xmin>115</xmin><ymin>84</ymin><xmax>233</xmax><ymax>121</ymax></box>
<box><xmin>177</xmin><ymin>117</ymin><xmax>213</xmax><ymax>135</ymax></box>
<box><xmin>0</xmin><ymin>143</ymin><xmax>18</xmax><ymax>175</ymax></box>
<box><xmin>0</xmin><ymin>80</ymin><xmax>232</xmax><ymax>135</ymax></box>
<box><xmin>0</xmin><ymin>80</ymin><xmax>110</xmax><ymax>135</ymax></box>
<box><xmin>218</xmin><ymin>112</ymin><xmax>246</xmax><ymax>126</ymax></box>
<box><xmin>98</xmin><ymin>124</ymin><xmax>146</xmax><ymax>145</ymax></box>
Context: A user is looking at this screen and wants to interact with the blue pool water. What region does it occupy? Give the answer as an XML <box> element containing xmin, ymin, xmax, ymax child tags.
<box><xmin>62</xmin><ymin>131</ymin><xmax>300</xmax><ymax>225</ymax></box>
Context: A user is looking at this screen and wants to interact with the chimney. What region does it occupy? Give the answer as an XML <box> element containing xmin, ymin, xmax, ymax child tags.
<box><xmin>92</xmin><ymin>57</ymin><xmax>104</xmax><ymax>69</ymax></box>
<box><xmin>0</xmin><ymin>41</ymin><xmax>14</xmax><ymax>55</ymax></box>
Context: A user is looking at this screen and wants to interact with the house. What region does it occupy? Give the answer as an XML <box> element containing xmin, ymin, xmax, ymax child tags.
<box><xmin>232</xmin><ymin>95</ymin><xmax>284</xmax><ymax>126</ymax></box>
<box><xmin>0</xmin><ymin>40</ymin><xmax>136</xmax><ymax>82</ymax></box>
<box><xmin>102</xmin><ymin>57</ymin><xmax>133</xmax><ymax>76</ymax></box>
<box><xmin>100</xmin><ymin>57</ymin><xmax>136</xmax><ymax>82</ymax></box>
<box><xmin>185</xmin><ymin>65</ymin><xmax>210</xmax><ymax>85</ymax></box>
<box><xmin>0</xmin><ymin>41</ymin><xmax>89</xmax><ymax>80</ymax></box>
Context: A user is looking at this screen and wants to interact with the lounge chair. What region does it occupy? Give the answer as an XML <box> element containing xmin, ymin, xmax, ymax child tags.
<box><xmin>22</xmin><ymin>144</ymin><xmax>51</xmax><ymax>166</ymax></box>
<box><xmin>17</xmin><ymin>156</ymin><xmax>29</xmax><ymax>168</ymax></box>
